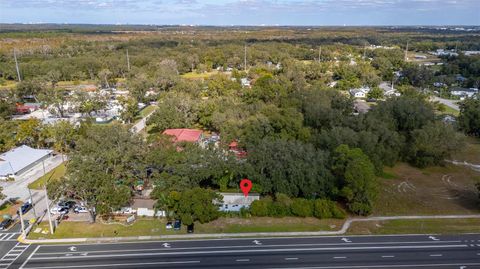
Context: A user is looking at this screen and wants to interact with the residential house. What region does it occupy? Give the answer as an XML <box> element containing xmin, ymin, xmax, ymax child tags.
<box><xmin>451</xmin><ymin>88</ymin><xmax>478</xmax><ymax>100</ymax></box>
<box><xmin>349</xmin><ymin>87</ymin><xmax>371</xmax><ymax>98</ymax></box>
<box><xmin>240</xmin><ymin>78</ymin><xmax>251</xmax><ymax>88</ymax></box>
<box><xmin>217</xmin><ymin>192</ymin><xmax>260</xmax><ymax>212</ymax></box>
<box><xmin>163</xmin><ymin>129</ymin><xmax>204</xmax><ymax>144</ymax></box>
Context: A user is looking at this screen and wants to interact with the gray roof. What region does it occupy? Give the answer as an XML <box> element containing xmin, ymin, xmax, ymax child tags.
<box><xmin>0</xmin><ymin>145</ymin><xmax>52</xmax><ymax>176</ymax></box>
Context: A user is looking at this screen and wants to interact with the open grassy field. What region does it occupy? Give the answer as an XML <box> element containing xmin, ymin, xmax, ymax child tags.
<box><xmin>452</xmin><ymin>137</ymin><xmax>480</xmax><ymax>164</ymax></box>
<box><xmin>375</xmin><ymin>163</ymin><xmax>479</xmax><ymax>216</ymax></box>
<box><xmin>347</xmin><ymin>218</ymin><xmax>480</xmax><ymax>235</ymax></box>
<box><xmin>28</xmin><ymin>163</ymin><xmax>66</xmax><ymax>190</ymax></box>
<box><xmin>181</xmin><ymin>70</ymin><xmax>220</xmax><ymax>79</ymax></box>
<box><xmin>195</xmin><ymin>217</ymin><xmax>343</xmax><ymax>233</ymax></box>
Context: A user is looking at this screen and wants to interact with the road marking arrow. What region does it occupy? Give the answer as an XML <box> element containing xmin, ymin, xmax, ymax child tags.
<box><xmin>80</xmin><ymin>253</ymin><xmax>88</xmax><ymax>256</ymax></box>
<box><xmin>252</xmin><ymin>240</ymin><xmax>262</xmax><ymax>245</ymax></box>
<box><xmin>341</xmin><ymin>238</ymin><xmax>352</xmax><ymax>243</ymax></box>
<box><xmin>162</xmin><ymin>243</ymin><xmax>171</xmax><ymax>248</ymax></box>
<box><xmin>429</xmin><ymin>236</ymin><xmax>440</xmax><ymax>241</ymax></box>
<box><xmin>68</xmin><ymin>246</ymin><xmax>77</xmax><ymax>252</ymax></box>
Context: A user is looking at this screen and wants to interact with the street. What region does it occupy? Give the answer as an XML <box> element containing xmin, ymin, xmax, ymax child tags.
<box><xmin>5</xmin><ymin>234</ymin><xmax>480</xmax><ymax>269</ymax></box>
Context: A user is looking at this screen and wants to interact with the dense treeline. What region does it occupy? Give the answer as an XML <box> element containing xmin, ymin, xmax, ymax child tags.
<box><xmin>0</xmin><ymin>26</ymin><xmax>477</xmax><ymax>225</ymax></box>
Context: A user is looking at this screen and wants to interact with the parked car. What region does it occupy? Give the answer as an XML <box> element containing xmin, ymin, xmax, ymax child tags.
<box><xmin>165</xmin><ymin>221</ymin><xmax>173</xmax><ymax>229</ymax></box>
<box><xmin>173</xmin><ymin>219</ymin><xmax>181</xmax><ymax>230</ymax></box>
<box><xmin>0</xmin><ymin>219</ymin><xmax>13</xmax><ymax>230</ymax></box>
<box><xmin>58</xmin><ymin>200</ymin><xmax>76</xmax><ymax>209</ymax></box>
<box><xmin>73</xmin><ymin>206</ymin><xmax>88</xmax><ymax>214</ymax></box>
<box><xmin>187</xmin><ymin>224</ymin><xmax>194</xmax><ymax>233</ymax></box>
<box><xmin>50</xmin><ymin>206</ymin><xmax>69</xmax><ymax>215</ymax></box>
<box><xmin>17</xmin><ymin>202</ymin><xmax>32</xmax><ymax>215</ymax></box>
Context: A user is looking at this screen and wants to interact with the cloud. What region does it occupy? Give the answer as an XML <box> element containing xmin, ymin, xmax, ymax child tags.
<box><xmin>1</xmin><ymin>0</ymin><xmax>479</xmax><ymax>25</ymax></box>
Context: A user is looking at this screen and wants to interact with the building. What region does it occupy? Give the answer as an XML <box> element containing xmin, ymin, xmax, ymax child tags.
<box><xmin>131</xmin><ymin>198</ymin><xmax>165</xmax><ymax>217</ymax></box>
<box><xmin>349</xmin><ymin>87</ymin><xmax>371</xmax><ymax>98</ymax></box>
<box><xmin>240</xmin><ymin>78</ymin><xmax>251</xmax><ymax>88</ymax></box>
<box><xmin>451</xmin><ymin>88</ymin><xmax>479</xmax><ymax>100</ymax></box>
<box><xmin>163</xmin><ymin>129</ymin><xmax>204</xmax><ymax>143</ymax></box>
<box><xmin>217</xmin><ymin>192</ymin><xmax>260</xmax><ymax>212</ymax></box>
<box><xmin>0</xmin><ymin>145</ymin><xmax>53</xmax><ymax>179</ymax></box>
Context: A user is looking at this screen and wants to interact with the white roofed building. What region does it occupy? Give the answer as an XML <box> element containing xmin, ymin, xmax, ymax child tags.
<box><xmin>0</xmin><ymin>145</ymin><xmax>53</xmax><ymax>178</ymax></box>
<box><xmin>217</xmin><ymin>192</ymin><xmax>260</xmax><ymax>212</ymax></box>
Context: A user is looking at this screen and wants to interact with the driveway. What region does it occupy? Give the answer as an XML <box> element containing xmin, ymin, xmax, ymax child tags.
<box><xmin>431</xmin><ymin>96</ymin><xmax>460</xmax><ymax>111</ymax></box>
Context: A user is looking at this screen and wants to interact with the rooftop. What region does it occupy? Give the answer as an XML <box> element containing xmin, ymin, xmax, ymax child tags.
<box><xmin>0</xmin><ymin>145</ymin><xmax>52</xmax><ymax>176</ymax></box>
<box><xmin>163</xmin><ymin>129</ymin><xmax>203</xmax><ymax>143</ymax></box>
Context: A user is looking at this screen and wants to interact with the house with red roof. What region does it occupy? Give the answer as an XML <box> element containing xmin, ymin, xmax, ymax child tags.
<box><xmin>162</xmin><ymin>129</ymin><xmax>204</xmax><ymax>144</ymax></box>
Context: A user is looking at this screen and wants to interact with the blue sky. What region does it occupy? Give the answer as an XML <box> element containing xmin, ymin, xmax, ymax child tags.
<box><xmin>0</xmin><ymin>0</ymin><xmax>479</xmax><ymax>26</ymax></box>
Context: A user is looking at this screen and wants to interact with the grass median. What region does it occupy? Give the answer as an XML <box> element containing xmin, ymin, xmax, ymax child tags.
<box><xmin>347</xmin><ymin>218</ymin><xmax>480</xmax><ymax>235</ymax></box>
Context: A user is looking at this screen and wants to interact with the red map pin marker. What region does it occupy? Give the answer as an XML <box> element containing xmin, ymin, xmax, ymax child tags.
<box><xmin>240</xmin><ymin>179</ymin><xmax>252</xmax><ymax>197</ymax></box>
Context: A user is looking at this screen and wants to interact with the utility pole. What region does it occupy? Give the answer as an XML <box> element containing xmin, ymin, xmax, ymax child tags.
<box><xmin>404</xmin><ymin>41</ymin><xmax>409</xmax><ymax>62</ymax></box>
<box><xmin>13</xmin><ymin>48</ymin><xmax>21</xmax><ymax>82</ymax></box>
<box><xmin>126</xmin><ymin>49</ymin><xmax>131</xmax><ymax>71</ymax></box>
<box><xmin>244</xmin><ymin>44</ymin><xmax>247</xmax><ymax>72</ymax></box>
<box><xmin>363</xmin><ymin>43</ymin><xmax>367</xmax><ymax>59</ymax></box>
<box><xmin>44</xmin><ymin>185</ymin><xmax>54</xmax><ymax>234</ymax></box>
<box><xmin>318</xmin><ymin>46</ymin><xmax>322</xmax><ymax>62</ymax></box>
<box><xmin>19</xmin><ymin>205</ymin><xmax>25</xmax><ymax>236</ymax></box>
<box><xmin>28</xmin><ymin>188</ymin><xmax>37</xmax><ymax>218</ymax></box>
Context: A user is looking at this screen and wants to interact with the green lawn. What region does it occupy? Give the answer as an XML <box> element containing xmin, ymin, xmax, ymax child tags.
<box><xmin>438</xmin><ymin>105</ymin><xmax>460</xmax><ymax>116</ymax></box>
<box><xmin>27</xmin><ymin>217</ymin><xmax>344</xmax><ymax>239</ymax></box>
<box><xmin>181</xmin><ymin>71</ymin><xmax>219</xmax><ymax>79</ymax></box>
<box><xmin>139</xmin><ymin>105</ymin><xmax>156</xmax><ymax>118</ymax></box>
<box><xmin>348</xmin><ymin>218</ymin><xmax>480</xmax><ymax>235</ymax></box>
<box><xmin>28</xmin><ymin>163</ymin><xmax>66</xmax><ymax>190</ymax></box>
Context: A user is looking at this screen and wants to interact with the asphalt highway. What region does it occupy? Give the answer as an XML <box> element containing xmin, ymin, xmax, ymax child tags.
<box><xmin>10</xmin><ymin>234</ymin><xmax>480</xmax><ymax>269</ymax></box>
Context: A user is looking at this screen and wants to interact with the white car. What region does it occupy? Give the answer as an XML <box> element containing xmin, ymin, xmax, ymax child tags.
<box><xmin>50</xmin><ymin>206</ymin><xmax>69</xmax><ymax>215</ymax></box>
<box><xmin>74</xmin><ymin>206</ymin><xmax>88</xmax><ymax>214</ymax></box>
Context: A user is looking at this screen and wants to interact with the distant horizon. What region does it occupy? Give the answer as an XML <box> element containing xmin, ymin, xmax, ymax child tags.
<box><xmin>1</xmin><ymin>0</ymin><xmax>479</xmax><ymax>26</ymax></box>
<box><xmin>1</xmin><ymin>23</ymin><xmax>479</xmax><ymax>28</ymax></box>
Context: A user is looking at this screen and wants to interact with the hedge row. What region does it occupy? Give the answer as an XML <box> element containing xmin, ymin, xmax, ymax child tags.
<box><xmin>249</xmin><ymin>194</ymin><xmax>345</xmax><ymax>219</ymax></box>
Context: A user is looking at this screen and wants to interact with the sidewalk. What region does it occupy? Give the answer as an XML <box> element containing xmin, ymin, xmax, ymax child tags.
<box><xmin>20</xmin><ymin>214</ymin><xmax>480</xmax><ymax>244</ymax></box>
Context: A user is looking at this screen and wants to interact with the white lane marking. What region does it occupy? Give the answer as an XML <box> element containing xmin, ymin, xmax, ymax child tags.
<box><xmin>253</xmin><ymin>240</ymin><xmax>262</xmax><ymax>245</ymax></box>
<box><xmin>333</xmin><ymin>256</ymin><xmax>347</xmax><ymax>259</ymax></box>
<box><xmin>21</xmin><ymin>260</ymin><xmax>200</xmax><ymax>269</ymax></box>
<box><xmin>430</xmin><ymin>254</ymin><xmax>443</xmax><ymax>257</ymax></box>
<box><xmin>33</xmin><ymin>240</ymin><xmax>464</xmax><ymax>256</ymax></box>
<box><xmin>382</xmin><ymin>255</ymin><xmax>395</xmax><ymax>258</ymax></box>
<box><xmin>0</xmin><ymin>234</ymin><xmax>8</xmax><ymax>240</ymax></box>
<box><xmin>6</xmin><ymin>233</ymin><xmax>16</xmax><ymax>240</ymax></box>
<box><xmin>285</xmin><ymin>257</ymin><xmax>299</xmax><ymax>260</ymax></box>
<box><xmin>341</xmin><ymin>238</ymin><xmax>351</xmax><ymax>243</ymax></box>
<box><xmin>35</xmin><ymin>233</ymin><xmax>464</xmax><ymax>247</ymax></box>
<box><xmin>30</xmin><ymin>244</ymin><xmax>468</xmax><ymax>261</ymax></box>
<box><xmin>266</xmin><ymin>263</ymin><xmax>480</xmax><ymax>269</ymax></box>
<box><xmin>236</xmin><ymin>259</ymin><xmax>250</xmax><ymax>262</ymax></box>
<box><xmin>20</xmin><ymin>245</ymin><xmax>40</xmax><ymax>269</ymax></box>
<box><xmin>0</xmin><ymin>242</ymin><xmax>30</xmax><ymax>268</ymax></box>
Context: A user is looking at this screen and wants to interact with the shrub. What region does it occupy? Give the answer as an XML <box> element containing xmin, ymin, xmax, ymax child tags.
<box><xmin>313</xmin><ymin>199</ymin><xmax>345</xmax><ymax>219</ymax></box>
<box><xmin>250</xmin><ymin>198</ymin><xmax>272</xmax><ymax>217</ymax></box>
<box><xmin>290</xmin><ymin>198</ymin><xmax>313</xmax><ymax>217</ymax></box>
